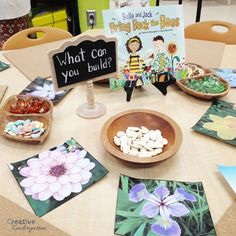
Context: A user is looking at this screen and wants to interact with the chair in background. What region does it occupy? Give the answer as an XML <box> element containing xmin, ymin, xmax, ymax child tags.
<box><xmin>2</xmin><ymin>26</ymin><xmax>72</xmax><ymax>50</ymax></box>
<box><xmin>155</xmin><ymin>0</ymin><xmax>202</xmax><ymax>22</ymax></box>
<box><xmin>185</xmin><ymin>21</ymin><xmax>236</xmax><ymax>44</ymax></box>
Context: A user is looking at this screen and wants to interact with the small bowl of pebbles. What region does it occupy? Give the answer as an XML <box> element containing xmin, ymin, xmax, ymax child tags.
<box><xmin>0</xmin><ymin>115</ymin><xmax>51</xmax><ymax>143</ymax></box>
<box><xmin>176</xmin><ymin>73</ymin><xmax>229</xmax><ymax>100</ymax></box>
<box><xmin>101</xmin><ymin>109</ymin><xmax>182</xmax><ymax>164</ymax></box>
<box><xmin>0</xmin><ymin>95</ymin><xmax>53</xmax><ymax>143</ymax></box>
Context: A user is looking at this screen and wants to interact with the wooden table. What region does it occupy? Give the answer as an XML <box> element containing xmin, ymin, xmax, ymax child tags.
<box><xmin>0</xmin><ymin>37</ymin><xmax>235</xmax><ymax>236</ymax></box>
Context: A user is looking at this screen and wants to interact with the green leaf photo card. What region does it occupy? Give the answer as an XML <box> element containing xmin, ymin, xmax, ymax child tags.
<box><xmin>192</xmin><ymin>100</ymin><xmax>236</xmax><ymax>146</ymax></box>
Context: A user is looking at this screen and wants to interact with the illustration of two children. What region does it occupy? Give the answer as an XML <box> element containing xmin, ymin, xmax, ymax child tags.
<box><xmin>122</xmin><ymin>35</ymin><xmax>170</xmax><ymax>85</ymax></box>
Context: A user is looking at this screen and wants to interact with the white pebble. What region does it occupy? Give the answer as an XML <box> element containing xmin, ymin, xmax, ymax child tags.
<box><xmin>120</xmin><ymin>135</ymin><xmax>127</xmax><ymax>144</ymax></box>
<box><xmin>137</xmin><ymin>132</ymin><xmax>143</xmax><ymax>138</ymax></box>
<box><xmin>141</xmin><ymin>133</ymin><xmax>149</xmax><ymax>143</ymax></box>
<box><xmin>143</xmin><ymin>143</ymin><xmax>153</xmax><ymax>151</ymax></box>
<box><xmin>148</xmin><ymin>140</ymin><xmax>156</xmax><ymax>149</ymax></box>
<box><xmin>126</xmin><ymin>129</ymin><xmax>135</xmax><ymax>138</ymax></box>
<box><xmin>151</xmin><ymin>148</ymin><xmax>162</xmax><ymax>155</ymax></box>
<box><xmin>122</xmin><ymin>145</ymin><xmax>130</xmax><ymax>154</ymax></box>
<box><xmin>128</xmin><ymin>150</ymin><xmax>138</xmax><ymax>156</ymax></box>
<box><xmin>114</xmin><ymin>136</ymin><xmax>120</xmax><ymax>146</ymax></box>
<box><xmin>127</xmin><ymin>137</ymin><xmax>132</xmax><ymax>146</ymax></box>
<box><xmin>155</xmin><ymin>130</ymin><xmax>161</xmax><ymax>136</ymax></box>
<box><xmin>117</xmin><ymin>131</ymin><xmax>125</xmax><ymax>137</ymax></box>
<box><xmin>156</xmin><ymin>136</ymin><xmax>163</xmax><ymax>143</ymax></box>
<box><xmin>131</xmin><ymin>132</ymin><xmax>139</xmax><ymax>141</ymax></box>
<box><xmin>131</xmin><ymin>143</ymin><xmax>143</xmax><ymax>149</ymax></box>
<box><xmin>140</xmin><ymin>148</ymin><xmax>147</xmax><ymax>152</ymax></box>
<box><xmin>127</xmin><ymin>127</ymin><xmax>140</xmax><ymax>132</ymax></box>
<box><xmin>140</xmin><ymin>126</ymin><xmax>149</xmax><ymax>134</ymax></box>
<box><xmin>156</xmin><ymin>148</ymin><xmax>163</xmax><ymax>154</ymax></box>
<box><xmin>133</xmin><ymin>140</ymin><xmax>143</xmax><ymax>146</ymax></box>
<box><xmin>154</xmin><ymin>141</ymin><xmax>164</xmax><ymax>149</ymax></box>
<box><xmin>138</xmin><ymin>151</ymin><xmax>152</xmax><ymax>158</ymax></box>
<box><xmin>149</xmin><ymin>130</ymin><xmax>158</xmax><ymax>141</ymax></box>
<box><xmin>162</xmin><ymin>138</ymin><xmax>168</xmax><ymax>145</ymax></box>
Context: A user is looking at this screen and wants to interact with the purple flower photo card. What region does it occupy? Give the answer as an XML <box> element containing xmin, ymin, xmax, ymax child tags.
<box><xmin>115</xmin><ymin>175</ymin><xmax>216</xmax><ymax>236</ymax></box>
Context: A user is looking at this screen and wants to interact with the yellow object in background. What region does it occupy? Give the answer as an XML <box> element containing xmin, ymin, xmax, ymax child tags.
<box><xmin>32</xmin><ymin>9</ymin><xmax>68</xmax><ymax>37</ymax></box>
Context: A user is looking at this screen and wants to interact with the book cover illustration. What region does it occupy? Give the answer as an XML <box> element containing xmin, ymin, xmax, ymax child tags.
<box><xmin>9</xmin><ymin>138</ymin><xmax>109</xmax><ymax>217</ymax></box>
<box><xmin>115</xmin><ymin>174</ymin><xmax>216</xmax><ymax>236</ymax></box>
<box><xmin>192</xmin><ymin>100</ymin><xmax>236</xmax><ymax>146</ymax></box>
<box><xmin>103</xmin><ymin>6</ymin><xmax>185</xmax><ymax>92</ymax></box>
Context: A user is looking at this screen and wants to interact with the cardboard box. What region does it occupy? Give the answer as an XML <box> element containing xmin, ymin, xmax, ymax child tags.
<box><xmin>32</xmin><ymin>9</ymin><xmax>68</xmax><ymax>31</ymax></box>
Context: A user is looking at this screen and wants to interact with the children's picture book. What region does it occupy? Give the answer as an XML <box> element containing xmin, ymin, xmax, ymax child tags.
<box><xmin>8</xmin><ymin>138</ymin><xmax>109</xmax><ymax>217</ymax></box>
<box><xmin>218</xmin><ymin>165</ymin><xmax>236</xmax><ymax>194</ymax></box>
<box><xmin>192</xmin><ymin>100</ymin><xmax>236</xmax><ymax>146</ymax></box>
<box><xmin>103</xmin><ymin>6</ymin><xmax>185</xmax><ymax>91</ymax></box>
<box><xmin>211</xmin><ymin>68</ymin><xmax>236</xmax><ymax>88</ymax></box>
<box><xmin>115</xmin><ymin>174</ymin><xmax>216</xmax><ymax>236</ymax></box>
<box><xmin>20</xmin><ymin>77</ymin><xmax>71</xmax><ymax>105</ymax></box>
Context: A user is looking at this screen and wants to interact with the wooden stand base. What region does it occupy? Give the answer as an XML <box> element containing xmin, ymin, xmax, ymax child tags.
<box><xmin>124</xmin><ymin>72</ymin><xmax>176</xmax><ymax>101</ymax></box>
<box><xmin>76</xmin><ymin>102</ymin><xmax>106</xmax><ymax>118</ymax></box>
<box><xmin>76</xmin><ymin>80</ymin><xmax>106</xmax><ymax>119</ymax></box>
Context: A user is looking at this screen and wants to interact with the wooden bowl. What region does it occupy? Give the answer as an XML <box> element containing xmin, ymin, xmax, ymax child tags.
<box><xmin>101</xmin><ymin>109</ymin><xmax>182</xmax><ymax>164</ymax></box>
<box><xmin>1</xmin><ymin>95</ymin><xmax>53</xmax><ymax>116</ymax></box>
<box><xmin>176</xmin><ymin>74</ymin><xmax>229</xmax><ymax>100</ymax></box>
<box><xmin>0</xmin><ymin>114</ymin><xmax>51</xmax><ymax>143</ymax></box>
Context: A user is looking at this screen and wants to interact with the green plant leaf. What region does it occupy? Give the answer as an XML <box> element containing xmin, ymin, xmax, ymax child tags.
<box><xmin>121</xmin><ymin>175</ymin><xmax>129</xmax><ymax>193</ymax></box>
<box><xmin>179</xmin><ymin>221</ymin><xmax>193</xmax><ymax>235</ymax></box>
<box><xmin>116</xmin><ymin>210</ymin><xmax>141</xmax><ymax>218</ymax></box>
<box><xmin>115</xmin><ymin>220</ymin><xmax>141</xmax><ymax>235</ymax></box>
<box><xmin>134</xmin><ymin>222</ymin><xmax>147</xmax><ymax>236</ymax></box>
<box><xmin>117</xmin><ymin>189</ymin><xmax>135</xmax><ymax>211</ymax></box>
<box><xmin>116</xmin><ymin>218</ymin><xmax>143</xmax><ymax>227</ymax></box>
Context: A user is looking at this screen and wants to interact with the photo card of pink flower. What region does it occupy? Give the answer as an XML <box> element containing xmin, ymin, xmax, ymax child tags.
<box><xmin>115</xmin><ymin>174</ymin><xmax>216</xmax><ymax>236</ymax></box>
<box><xmin>192</xmin><ymin>100</ymin><xmax>236</xmax><ymax>146</ymax></box>
<box><xmin>8</xmin><ymin>138</ymin><xmax>109</xmax><ymax>217</ymax></box>
<box><xmin>20</xmin><ymin>77</ymin><xmax>71</xmax><ymax>105</ymax></box>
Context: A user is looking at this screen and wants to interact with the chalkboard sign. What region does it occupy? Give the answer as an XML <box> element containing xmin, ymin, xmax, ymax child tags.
<box><xmin>48</xmin><ymin>35</ymin><xmax>117</xmax><ymax>90</ymax></box>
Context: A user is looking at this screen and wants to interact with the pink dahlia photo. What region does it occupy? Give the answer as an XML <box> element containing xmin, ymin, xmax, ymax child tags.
<box><xmin>19</xmin><ymin>149</ymin><xmax>95</xmax><ymax>201</ymax></box>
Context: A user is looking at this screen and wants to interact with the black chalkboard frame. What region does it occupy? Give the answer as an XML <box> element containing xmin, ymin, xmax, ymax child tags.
<box><xmin>48</xmin><ymin>35</ymin><xmax>118</xmax><ymax>91</ymax></box>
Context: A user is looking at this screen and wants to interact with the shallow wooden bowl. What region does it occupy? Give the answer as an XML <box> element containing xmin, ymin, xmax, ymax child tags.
<box><xmin>101</xmin><ymin>109</ymin><xmax>182</xmax><ymax>164</ymax></box>
<box><xmin>176</xmin><ymin>74</ymin><xmax>229</xmax><ymax>100</ymax></box>
<box><xmin>1</xmin><ymin>95</ymin><xmax>53</xmax><ymax>116</ymax></box>
<box><xmin>0</xmin><ymin>114</ymin><xmax>51</xmax><ymax>143</ymax></box>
